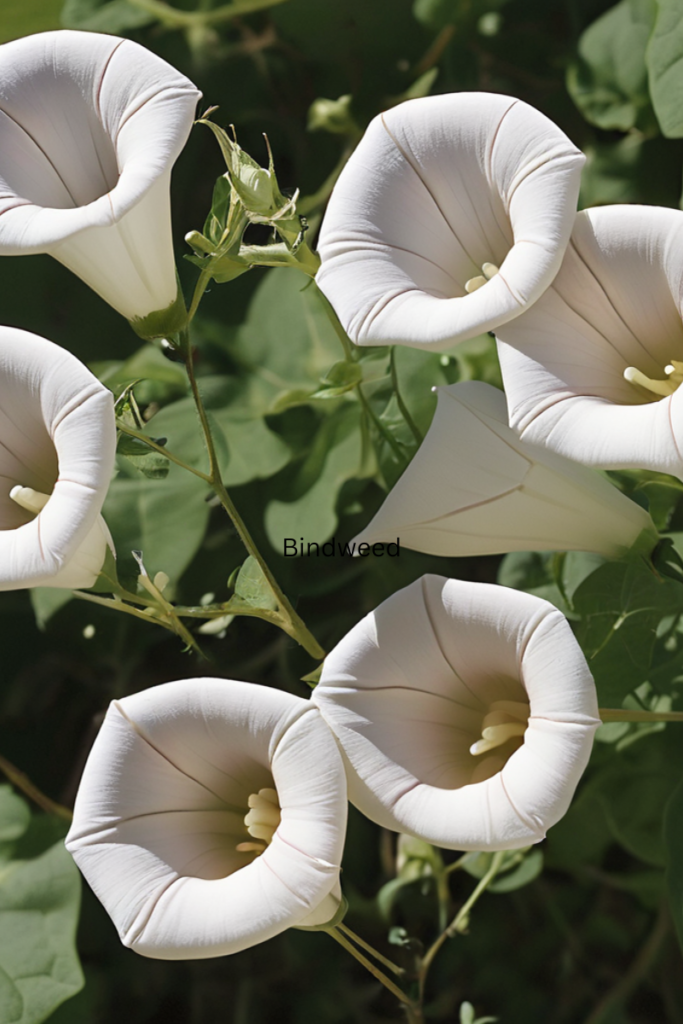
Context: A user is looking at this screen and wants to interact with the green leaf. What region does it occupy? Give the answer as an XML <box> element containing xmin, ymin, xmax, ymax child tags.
<box><xmin>573</xmin><ymin>559</ymin><xmax>683</xmax><ymax>704</ymax></box>
<box><xmin>0</xmin><ymin>0</ymin><xmax>62</xmax><ymax>43</ymax></box>
<box><xmin>232</xmin><ymin>556</ymin><xmax>278</xmax><ymax>611</ymax></box>
<box><xmin>647</xmin><ymin>0</ymin><xmax>683</xmax><ymax>136</ymax></box>
<box><xmin>498</xmin><ymin>550</ymin><xmax>604</xmax><ymax>617</ymax></box>
<box><xmin>103</xmin><ymin>463</ymin><xmax>210</xmax><ymax>586</ymax></box>
<box><xmin>0</xmin><ymin>788</ymin><xmax>30</xmax><ymax>845</ymax></box>
<box><xmin>567</xmin><ymin>0</ymin><xmax>656</xmax><ymax>131</ymax></box>
<box><xmin>311</xmin><ymin>360</ymin><xmax>363</xmax><ymax>399</ymax></box>
<box><xmin>143</xmin><ymin>382</ymin><xmax>291</xmax><ymax>488</ymax></box>
<box><xmin>461</xmin><ymin>848</ymin><xmax>543</xmax><ymax>893</ymax></box>
<box><xmin>598</xmin><ymin>767</ymin><xmax>675</xmax><ymax>866</ymax></box>
<box><xmin>265</xmin><ymin>406</ymin><xmax>365</xmax><ymax>549</ymax></box>
<box><xmin>545</xmin><ymin>791</ymin><xmax>613</xmax><ymax>870</ymax></box>
<box><xmin>231</xmin><ymin>274</ymin><xmax>341</xmax><ymax>398</ymax></box>
<box><xmin>93</xmin><ymin>345</ymin><xmax>188</xmax><ymax>407</ymax></box>
<box><xmin>664</xmin><ymin>776</ymin><xmax>683</xmax><ymax>949</ymax></box>
<box><xmin>0</xmin><ymin>831</ymin><xmax>83</xmax><ymax>1024</ymax></box>
<box><xmin>61</xmin><ymin>0</ymin><xmax>154</xmax><ymax>33</ymax></box>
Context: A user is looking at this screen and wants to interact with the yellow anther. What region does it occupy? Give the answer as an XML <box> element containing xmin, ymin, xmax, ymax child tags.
<box><xmin>465</xmin><ymin>262</ymin><xmax>499</xmax><ymax>294</ymax></box>
<box><xmin>623</xmin><ymin>366</ymin><xmax>676</xmax><ymax>398</ymax></box>
<box><xmin>9</xmin><ymin>485</ymin><xmax>50</xmax><ymax>515</ymax></box>
<box><xmin>624</xmin><ymin>358</ymin><xmax>683</xmax><ymax>399</ymax></box>
<box><xmin>487</xmin><ymin>699</ymin><xmax>530</xmax><ymax>720</ymax></box>
<box><xmin>239</xmin><ymin>787</ymin><xmax>282</xmax><ymax>855</ymax></box>
<box><xmin>470</xmin><ymin>699</ymin><xmax>530</xmax><ymax>759</ymax></box>
<box><xmin>470</xmin><ymin>722</ymin><xmax>527</xmax><ymax>756</ymax></box>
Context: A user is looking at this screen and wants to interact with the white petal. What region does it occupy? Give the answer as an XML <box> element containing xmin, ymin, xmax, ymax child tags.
<box><xmin>0</xmin><ymin>31</ymin><xmax>201</xmax><ymax>319</ymax></box>
<box><xmin>496</xmin><ymin>204</ymin><xmax>683</xmax><ymax>476</ymax></box>
<box><xmin>312</xmin><ymin>576</ymin><xmax>599</xmax><ymax>851</ymax></box>
<box><xmin>317</xmin><ymin>93</ymin><xmax>584</xmax><ymax>351</ymax></box>
<box><xmin>353</xmin><ymin>381</ymin><xmax>655</xmax><ymax>558</ymax></box>
<box><xmin>0</xmin><ymin>326</ymin><xmax>115</xmax><ymax>589</ymax></box>
<box><xmin>66</xmin><ymin>678</ymin><xmax>347</xmax><ymax>958</ymax></box>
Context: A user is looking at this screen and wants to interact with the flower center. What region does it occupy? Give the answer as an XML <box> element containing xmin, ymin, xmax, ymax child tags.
<box><xmin>469</xmin><ymin>699</ymin><xmax>530</xmax><ymax>759</ymax></box>
<box><xmin>9</xmin><ymin>486</ymin><xmax>50</xmax><ymax>516</ymax></box>
<box><xmin>465</xmin><ymin>262</ymin><xmax>499</xmax><ymax>294</ymax></box>
<box><xmin>623</xmin><ymin>359</ymin><xmax>683</xmax><ymax>400</ymax></box>
<box><xmin>235</xmin><ymin>787</ymin><xmax>281</xmax><ymax>856</ymax></box>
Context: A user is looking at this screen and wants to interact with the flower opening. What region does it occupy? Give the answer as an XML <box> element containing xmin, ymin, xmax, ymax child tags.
<box><xmin>66</xmin><ymin>678</ymin><xmax>348</xmax><ymax>959</ymax></box>
<box><xmin>316</xmin><ymin>92</ymin><xmax>584</xmax><ymax>351</ymax></box>
<box><xmin>312</xmin><ymin>576</ymin><xmax>600</xmax><ymax>851</ymax></box>
<box><xmin>0</xmin><ymin>31</ymin><xmax>201</xmax><ymax>323</ymax></box>
<box><xmin>0</xmin><ymin>327</ymin><xmax>115</xmax><ymax>589</ymax></box>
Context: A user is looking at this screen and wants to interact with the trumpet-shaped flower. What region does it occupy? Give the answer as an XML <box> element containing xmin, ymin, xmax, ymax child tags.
<box><xmin>0</xmin><ymin>31</ymin><xmax>201</xmax><ymax>328</ymax></box>
<box><xmin>0</xmin><ymin>326</ymin><xmax>115</xmax><ymax>590</ymax></box>
<box><xmin>65</xmin><ymin>678</ymin><xmax>348</xmax><ymax>959</ymax></box>
<box><xmin>496</xmin><ymin>205</ymin><xmax>683</xmax><ymax>478</ymax></box>
<box><xmin>316</xmin><ymin>92</ymin><xmax>584</xmax><ymax>351</ymax></box>
<box><xmin>312</xmin><ymin>576</ymin><xmax>600</xmax><ymax>851</ymax></box>
<box><xmin>352</xmin><ymin>381</ymin><xmax>656</xmax><ymax>559</ymax></box>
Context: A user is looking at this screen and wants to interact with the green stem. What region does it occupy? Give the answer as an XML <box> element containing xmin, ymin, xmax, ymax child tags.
<box><xmin>298</xmin><ymin>145</ymin><xmax>357</xmax><ymax>218</ymax></box>
<box><xmin>128</xmin><ymin>0</ymin><xmax>289</xmax><ymax>29</ymax></box>
<box><xmin>325</xmin><ymin>927</ymin><xmax>413</xmax><ymax>1007</ymax></box>
<box><xmin>444</xmin><ymin>853</ymin><xmax>470</xmax><ymax>875</ymax></box>
<box><xmin>418</xmin><ymin>851</ymin><xmax>506</xmax><ymax>1004</ymax></box>
<box><xmin>184</xmin><ymin>341</ymin><xmax>325</xmax><ymax>660</ymax></box>
<box><xmin>116</xmin><ymin>422</ymin><xmax>209</xmax><ymax>482</ymax></box>
<box><xmin>315</xmin><ymin>286</ymin><xmax>357</xmax><ymax>362</ymax></box>
<box><xmin>599</xmin><ymin>708</ymin><xmax>683</xmax><ymax>723</ymax></box>
<box><xmin>73</xmin><ymin>591</ymin><xmax>204</xmax><ymax>655</ymax></box>
<box><xmin>187</xmin><ymin>267</ymin><xmax>214</xmax><ymax>325</ymax></box>
<box><xmin>336</xmin><ymin>922</ymin><xmax>404</xmax><ymax>977</ymax></box>
<box><xmin>0</xmin><ymin>753</ymin><xmax>72</xmax><ymax>822</ymax></box>
<box><xmin>357</xmin><ymin>385</ymin><xmax>408</xmax><ymax>468</ymax></box>
<box><xmin>390</xmin><ymin>347</ymin><xmax>423</xmax><ymax>446</ymax></box>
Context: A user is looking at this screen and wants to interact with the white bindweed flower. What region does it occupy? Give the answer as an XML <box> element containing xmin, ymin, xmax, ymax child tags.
<box><xmin>65</xmin><ymin>678</ymin><xmax>348</xmax><ymax>959</ymax></box>
<box><xmin>312</xmin><ymin>576</ymin><xmax>600</xmax><ymax>851</ymax></box>
<box><xmin>352</xmin><ymin>381</ymin><xmax>656</xmax><ymax>559</ymax></box>
<box><xmin>496</xmin><ymin>205</ymin><xmax>683</xmax><ymax>478</ymax></box>
<box><xmin>0</xmin><ymin>326</ymin><xmax>115</xmax><ymax>589</ymax></box>
<box><xmin>316</xmin><ymin>92</ymin><xmax>584</xmax><ymax>351</ymax></box>
<box><xmin>0</xmin><ymin>31</ymin><xmax>201</xmax><ymax>330</ymax></box>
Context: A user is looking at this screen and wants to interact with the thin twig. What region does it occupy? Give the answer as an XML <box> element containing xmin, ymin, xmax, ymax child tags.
<box><xmin>584</xmin><ymin>901</ymin><xmax>670</xmax><ymax>1024</ymax></box>
<box><xmin>0</xmin><ymin>753</ymin><xmax>72</xmax><ymax>822</ymax></box>
<box><xmin>326</xmin><ymin>927</ymin><xmax>413</xmax><ymax>1007</ymax></box>
<box><xmin>337</xmin><ymin>922</ymin><xmax>405</xmax><ymax>976</ymax></box>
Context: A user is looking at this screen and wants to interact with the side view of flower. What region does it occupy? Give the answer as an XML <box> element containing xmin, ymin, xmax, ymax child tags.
<box><xmin>0</xmin><ymin>326</ymin><xmax>115</xmax><ymax>589</ymax></box>
<box><xmin>496</xmin><ymin>204</ymin><xmax>683</xmax><ymax>478</ymax></box>
<box><xmin>66</xmin><ymin>678</ymin><xmax>348</xmax><ymax>958</ymax></box>
<box><xmin>312</xmin><ymin>575</ymin><xmax>601</xmax><ymax>851</ymax></box>
<box><xmin>316</xmin><ymin>92</ymin><xmax>584</xmax><ymax>350</ymax></box>
<box><xmin>352</xmin><ymin>381</ymin><xmax>657</xmax><ymax>559</ymax></box>
<box><xmin>0</xmin><ymin>30</ymin><xmax>201</xmax><ymax>333</ymax></box>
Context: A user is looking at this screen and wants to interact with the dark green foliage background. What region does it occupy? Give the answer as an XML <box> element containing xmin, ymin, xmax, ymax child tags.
<box><xmin>3</xmin><ymin>0</ymin><xmax>683</xmax><ymax>1021</ymax></box>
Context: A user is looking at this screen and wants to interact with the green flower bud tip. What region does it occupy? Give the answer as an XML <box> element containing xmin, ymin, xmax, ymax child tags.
<box><xmin>307</xmin><ymin>94</ymin><xmax>358</xmax><ymax>135</ymax></box>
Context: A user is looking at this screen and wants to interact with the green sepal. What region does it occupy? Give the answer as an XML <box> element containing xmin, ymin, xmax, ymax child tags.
<box><xmin>301</xmin><ymin>661</ymin><xmax>324</xmax><ymax>687</ymax></box>
<box><xmin>129</xmin><ymin>284</ymin><xmax>188</xmax><ymax>341</ymax></box>
<box><xmin>294</xmin><ymin>893</ymin><xmax>349</xmax><ymax>932</ymax></box>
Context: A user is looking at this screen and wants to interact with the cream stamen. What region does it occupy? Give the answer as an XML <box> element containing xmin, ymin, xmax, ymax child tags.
<box><xmin>624</xmin><ymin>359</ymin><xmax>683</xmax><ymax>399</ymax></box>
<box><xmin>238</xmin><ymin>786</ymin><xmax>281</xmax><ymax>856</ymax></box>
<box><xmin>469</xmin><ymin>699</ymin><xmax>530</xmax><ymax>758</ymax></box>
<box><xmin>9</xmin><ymin>485</ymin><xmax>50</xmax><ymax>515</ymax></box>
<box><xmin>465</xmin><ymin>262</ymin><xmax>499</xmax><ymax>293</ymax></box>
